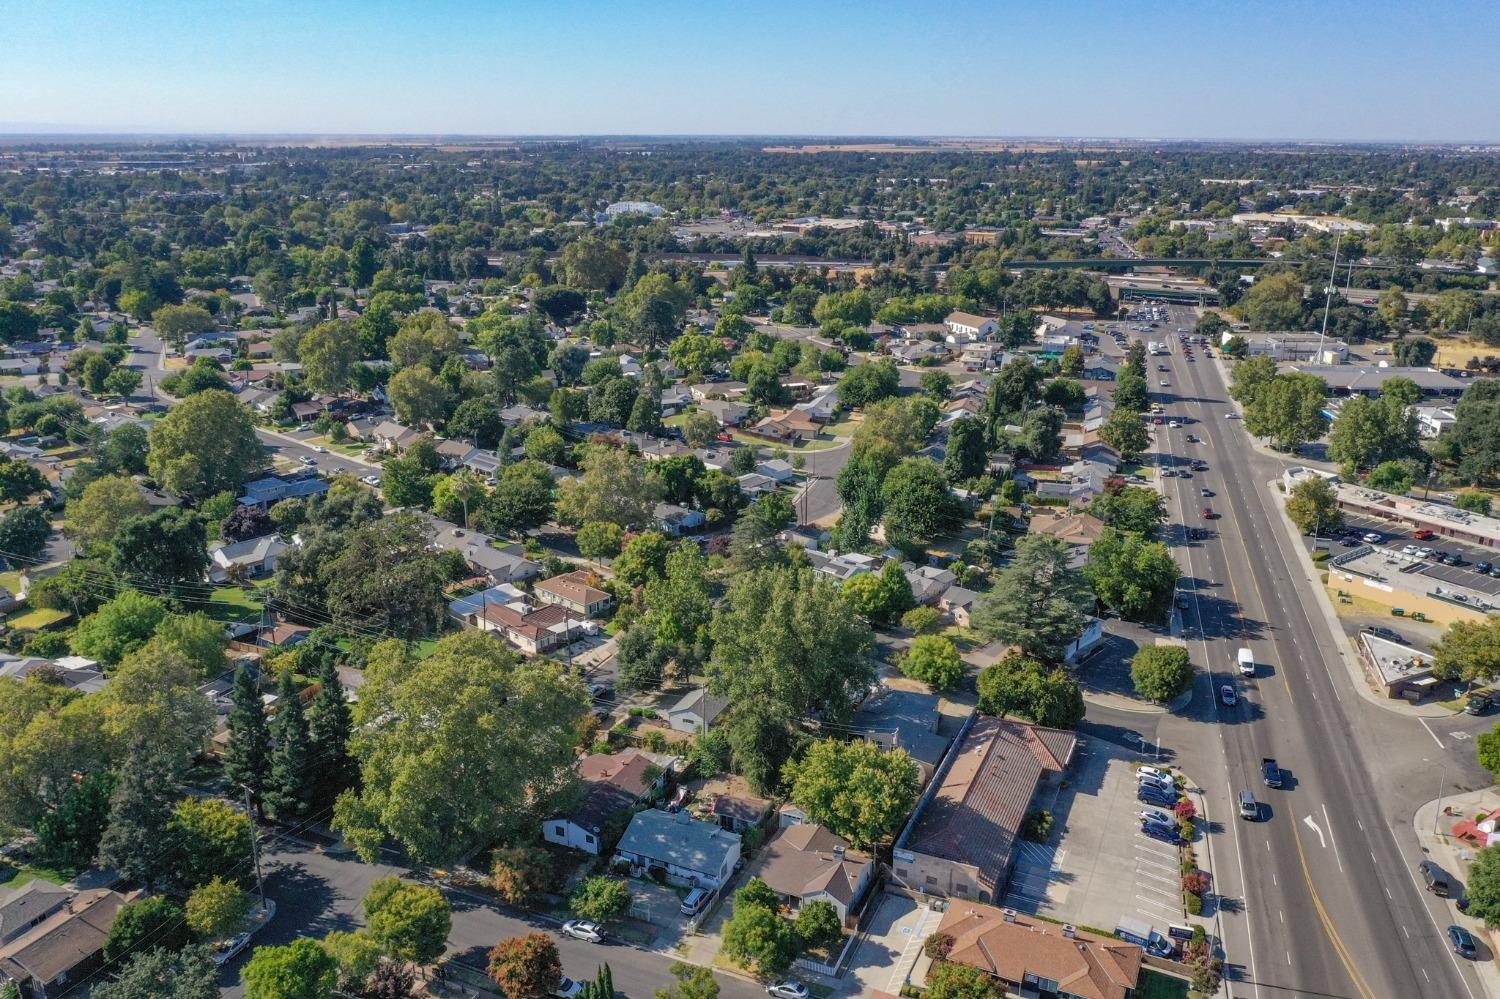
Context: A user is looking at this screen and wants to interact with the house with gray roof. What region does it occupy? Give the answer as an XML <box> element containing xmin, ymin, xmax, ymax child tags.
<box><xmin>615</xmin><ymin>809</ymin><xmax>742</xmax><ymax>889</ymax></box>
<box><xmin>667</xmin><ymin>687</ymin><xmax>729</xmax><ymax>734</ymax></box>
<box><xmin>208</xmin><ymin>534</ymin><xmax>289</xmax><ymax>583</ymax></box>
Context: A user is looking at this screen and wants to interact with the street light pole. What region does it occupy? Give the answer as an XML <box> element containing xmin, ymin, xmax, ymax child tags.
<box><xmin>241</xmin><ymin>785</ymin><xmax>267</xmax><ymax>909</ymax></box>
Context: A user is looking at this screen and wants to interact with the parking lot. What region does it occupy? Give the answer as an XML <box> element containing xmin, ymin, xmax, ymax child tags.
<box><xmin>1337</xmin><ymin>512</ymin><xmax>1500</xmax><ymax>596</ymax></box>
<box><xmin>999</xmin><ymin>738</ymin><xmax>1185</xmax><ymax>936</ymax></box>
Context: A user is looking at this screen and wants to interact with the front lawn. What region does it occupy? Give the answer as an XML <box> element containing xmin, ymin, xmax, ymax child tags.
<box><xmin>5</xmin><ymin>607</ymin><xmax>70</xmax><ymax>631</ymax></box>
<box><xmin>1138</xmin><ymin>969</ymin><xmax>1189</xmax><ymax>999</ymax></box>
<box><xmin>0</xmin><ymin>858</ymin><xmax>70</xmax><ymax>889</ymax></box>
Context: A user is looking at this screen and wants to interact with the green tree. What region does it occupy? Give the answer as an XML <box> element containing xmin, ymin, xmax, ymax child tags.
<box><xmin>925</xmin><ymin>961</ymin><xmax>1004</xmax><ymax>999</ymax></box>
<box><xmin>1461</xmin><ymin>844</ymin><xmax>1500</xmax><ymax>929</ymax></box>
<box><xmin>972</xmin><ymin>535</ymin><xmax>1090</xmax><ymax>662</ymax></box>
<box><xmin>1478</xmin><ymin>723</ymin><xmax>1500</xmax><ymax>781</ymax></box>
<box><xmin>976</xmin><ymin>652</ymin><xmax>1086</xmax><ymax>729</ymax></box>
<box><xmin>943</xmin><ymin>417</ymin><xmax>988</xmax><ymax>482</ymax></box>
<box><xmin>728</xmin><ymin>491</ymin><xmax>794</xmax><ymax>573</ymax></box>
<box><xmin>900</xmin><ymin>634</ymin><xmax>966</xmax><ymax>691</ymax></box>
<box><xmin>570</xmin><ymin>876</ymin><xmax>633</xmax><ymax>922</ymax></box>
<box><xmin>681</xmin><ymin>410</ymin><xmax>719</xmax><ymax>448</ymax></box>
<box><xmin>577</xmin><ymin>521</ymin><xmax>625</xmax><ymax>563</ymax></box>
<box><xmin>480</xmin><ymin>459</ymin><xmax>557</xmax><ymax>536</ymax></box>
<box><xmin>1085</xmin><ymin>529</ymin><xmax>1179</xmax><ymax>624</ymax></box>
<box><xmin>721</xmin><ymin>897</ymin><xmax>797</xmax><ymax>976</ymax></box>
<box><xmin>1243</xmin><ymin>373</ymin><xmax>1329</xmax><ymax>451</ymax></box>
<box><xmin>1130</xmin><ymin>646</ymin><xmax>1195</xmax><ymax>702</ymax></box>
<box><xmin>381</xmin><ymin>453</ymin><xmax>437</xmax><ymax>509</ymax></box>
<box><xmin>71</xmin><ymin>589</ymin><xmax>168</xmax><ymax>667</ymax></box>
<box><xmin>66</xmin><ymin>474</ymin><xmax>149</xmax><ymax>546</ymax></box>
<box><xmin>524</xmin><ymin>424</ymin><xmax>570</xmax><ymax>465</ymax></box>
<box><xmin>1285</xmin><ymin>475</ymin><xmax>1344</xmax><ymax>535</ymax></box>
<box><xmin>169</xmin><ymin>796</ymin><xmax>252</xmax><ymax>888</ymax></box>
<box><xmin>837</xmin><ymin>359</ymin><xmax>901</xmax><ymax>408</ymax></box>
<box><xmin>1433</xmin><ymin>619</ymin><xmax>1500</xmax><ymax>684</ymax></box>
<box><xmin>487</xmin><ymin>932</ymin><xmax>562</xmax><ymax>999</ymax></box>
<box><xmin>242</xmin><ymin>938</ymin><xmax>338</xmax><ymax>999</ymax></box>
<box><xmin>266</xmin><ymin>670</ymin><xmax>312</xmax><ymax>820</ymax></box>
<box><xmin>668</xmin><ymin>333</ymin><xmax>730</xmax><ymax>378</ymax></box>
<box><xmin>654</xmin><ymin>961</ymin><xmax>720</xmax><ymax>999</ymax></box>
<box><xmin>104</xmin><ymin>896</ymin><xmax>192</xmax><ymax>962</ymax></box>
<box><xmin>1394</xmin><ymin>336</ymin><xmax>1437</xmax><ymax>367</ymax></box>
<box><xmin>1227</xmin><ymin>353</ymin><xmax>1278</xmax><ymax>405</ymax></box>
<box><xmin>643</xmin><ymin>543</ymin><xmax>714</xmax><ymax>657</ymax></box>
<box><xmin>795</xmin><ymin>898</ymin><xmax>843</xmax><ymax>951</ymax></box>
<box><xmin>1377</xmin><ymin>287</ymin><xmax>1408</xmax><ymax>330</ymax></box>
<box><xmin>185</xmin><ymin>876</ymin><xmax>251</xmax><ymax>938</ymax></box>
<box><xmin>334</xmin><ymin>633</ymin><xmax>587</xmax><ymax>864</ymax></box>
<box><xmin>783</xmin><ymin>738</ymin><xmax>918</xmax><ymax>848</ymax></box>
<box><xmin>298</xmin><ymin>321</ymin><xmax>360</xmax><ymax>395</ymax></box>
<box><xmin>1237</xmin><ymin>271</ymin><xmax>1304</xmax><ymax>330</ymax></box>
<box><xmin>1458</xmin><ymin>492</ymin><xmax>1493</xmax><ymax>517</ymax></box>
<box><xmin>363</xmin><ymin>876</ymin><xmax>453</xmax><ymax>966</ymax></box>
<box><xmin>0</xmin><ymin>505</ymin><xmax>52</xmax><ymax>566</ymax></box>
<box><xmin>147</xmin><ymin>390</ymin><xmax>265</xmax><ymax>500</ymax></box>
<box><xmin>1091</xmin><ymin>486</ymin><xmax>1166</xmax><ymax>538</ymax></box>
<box><xmin>842</xmin><ymin>560</ymin><xmax>915</xmax><ymax>626</ymax></box>
<box><xmin>92</xmin><ymin>944</ymin><xmax>219</xmax><ymax>999</ymax></box>
<box><xmin>1366</xmin><ymin>460</ymin><xmax>1416</xmax><ymax>494</ymax></box>
<box><xmin>1327</xmin><ymin>394</ymin><xmax>1421</xmax><ymax>473</ymax></box>
<box><xmin>614</xmin><ymin>530</ymin><xmax>673</xmax><ymax>586</ymax></box>
<box><xmin>556</xmin><ymin>447</ymin><xmax>662</xmax><ymax>528</ymax></box>
<box><xmin>307</xmin><ymin>654</ymin><xmax>356</xmax><ymax>801</ymax></box>
<box><xmin>152</xmin><ymin>304</ymin><xmax>216</xmax><ymax>346</ymax></box>
<box><xmin>225</xmin><ymin>667</ymin><xmax>272</xmax><ymax>815</ymax></box>
<box><xmin>881</xmin><ymin>458</ymin><xmax>963</xmax><ymax>541</ymax></box>
<box><xmin>104</xmin><ymin>366</ymin><xmax>144</xmax><ymax>398</ymax></box>
<box><xmin>0</xmin><ymin>459</ymin><xmax>46</xmax><ymax>504</ymax></box>
<box><xmin>109</xmin><ymin>508</ymin><xmax>209</xmax><ymax>597</ymax></box>
<box><xmin>615</xmin><ymin>624</ymin><xmax>670</xmax><ymax>692</ymax></box>
<box><xmin>386</xmin><ymin>365</ymin><xmax>452</xmax><ymax>427</ymax></box>
<box><xmin>33</xmin><ymin>769</ymin><xmax>115</xmax><ymax>874</ymax></box>
<box><xmin>1098</xmin><ymin>407</ymin><xmax>1149</xmax><ymax>461</ymax></box>
<box><xmin>561</xmin><ymin>237</ymin><xmax>628</xmax><ymax>292</ymax></box>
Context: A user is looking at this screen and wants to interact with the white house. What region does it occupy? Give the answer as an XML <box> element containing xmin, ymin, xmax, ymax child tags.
<box><xmin>667</xmin><ymin>687</ymin><xmax>729</xmax><ymax>734</ymax></box>
<box><xmin>615</xmin><ymin>809</ymin><xmax>742</xmax><ymax>889</ymax></box>
<box><xmin>944</xmin><ymin>311</ymin><xmax>998</xmax><ymax>344</ymax></box>
<box><xmin>208</xmin><ymin>535</ymin><xmax>289</xmax><ymax>583</ymax></box>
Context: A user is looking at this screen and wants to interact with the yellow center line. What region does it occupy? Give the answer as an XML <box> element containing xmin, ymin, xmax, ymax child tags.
<box><xmin>1290</xmin><ymin>812</ymin><xmax>1379</xmax><ymax>999</ymax></box>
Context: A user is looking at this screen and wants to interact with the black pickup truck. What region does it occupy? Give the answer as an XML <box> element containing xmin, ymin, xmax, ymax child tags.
<box><xmin>1261</xmin><ymin>758</ymin><xmax>1284</xmax><ymax>788</ymax></box>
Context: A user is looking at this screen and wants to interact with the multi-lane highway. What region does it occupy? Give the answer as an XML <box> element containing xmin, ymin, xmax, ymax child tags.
<box><xmin>1142</xmin><ymin>306</ymin><xmax>1487</xmax><ymax>998</ymax></box>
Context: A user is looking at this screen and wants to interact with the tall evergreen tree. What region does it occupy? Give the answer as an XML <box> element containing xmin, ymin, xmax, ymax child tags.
<box><xmin>224</xmin><ymin>667</ymin><xmax>271</xmax><ymax>817</ymax></box>
<box><xmin>307</xmin><ymin>655</ymin><xmax>355</xmax><ymax>801</ymax></box>
<box><xmin>266</xmin><ymin>671</ymin><xmax>311</xmax><ymax>820</ymax></box>
<box><xmin>96</xmin><ymin>740</ymin><xmax>178</xmax><ymax>890</ymax></box>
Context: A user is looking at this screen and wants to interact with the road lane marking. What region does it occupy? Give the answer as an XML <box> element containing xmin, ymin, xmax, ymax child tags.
<box><xmin>1418</xmin><ymin>717</ymin><xmax>1446</xmax><ymax>749</ymax></box>
<box><xmin>1323</xmin><ymin>803</ymin><xmax>1345</xmax><ymax>874</ymax></box>
<box><xmin>1303</xmin><ymin>814</ymin><xmax>1327</xmax><ymax>848</ymax></box>
<box><xmin>1291</xmin><ymin>802</ymin><xmax>1379</xmax><ymax>999</ymax></box>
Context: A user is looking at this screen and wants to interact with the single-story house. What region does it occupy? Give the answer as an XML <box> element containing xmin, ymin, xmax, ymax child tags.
<box><xmin>426</xmin><ymin>521</ymin><xmax>542</xmax><ymax>584</ymax></box>
<box><xmin>667</xmin><ymin>687</ymin><xmax>729</xmax><ymax>734</ymax></box>
<box><xmin>904</xmin><ymin>563</ymin><xmax>958</xmax><ymax>606</ymax></box>
<box><xmin>698</xmin><ymin>398</ymin><xmax>751</xmax><ymax>427</ymax></box>
<box><xmin>208</xmin><ymin>534</ymin><xmax>289</xmax><ymax>583</ymax></box>
<box><xmin>751</xmin><ymin>823</ymin><xmax>875</xmax><ymax>923</ymax></box>
<box><xmin>447</xmin><ymin>583</ymin><xmax>527</xmax><ymax>622</ymax></box>
<box><xmin>846</xmin><ymin>686</ymin><xmax>954</xmax><ymax>784</ymax></box>
<box><xmin>0</xmin><ymin>655</ymin><xmax>106</xmax><ymax>694</ymax></box>
<box><xmin>543</xmin><ymin>749</ymin><xmax>678</xmax><ymax>855</ymax></box>
<box><xmin>259</xmin><ymin>622</ymin><xmax>312</xmax><ymax>648</ymax></box>
<box><xmin>533</xmin><ymin>571</ymin><xmax>612</xmax><ymax>617</ymax></box>
<box><xmin>737</xmin><ymin>472</ymin><xmax>779</xmax><ymax>498</ymax></box>
<box><xmin>238</xmin><ymin>474</ymin><xmax>329</xmax><ymax>510</ymax></box>
<box><xmin>806</xmin><ymin>549</ymin><xmax>882</xmax><ymax>583</ymax></box>
<box><xmin>938</xmin><ymin>903</ymin><xmax>1143</xmax><ymax>999</ymax></box>
<box><xmin>655</xmin><ymin>503</ymin><xmax>706</xmax><ymax>538</ymax></box>
<box><xmin>690</xmin><ymin>381</ymin><xmax>748</xmax><ymax>402</ymax></box>
<box><xmin>793</xmin><ymin>388</ymin><xmax>840</xmax><ymax>423</ymax></box>
<box><xmin>757</xmin><ymin>460</ymin><xmax>795</xmax><ymax>484</ymax></box>
<box><xmin>709</xmin><ymin>791</ymin><xmax>773</xmax><ymax>834</ymax></box>
<box><xmin>472</xmin><ymin>600</ymin><xmax>584</xmax><ymax>655</ymax></box>
<box><xmin>615</xmin><ymin>809</ymin><xmax>742</xmax><ymax>890</ymax></box>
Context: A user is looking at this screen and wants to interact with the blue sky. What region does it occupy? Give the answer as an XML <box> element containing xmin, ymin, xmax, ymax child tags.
<box><xmin>3</xmin><ymin>0</ymin><xmax>1496</xmax><ymax>141</ymax></box>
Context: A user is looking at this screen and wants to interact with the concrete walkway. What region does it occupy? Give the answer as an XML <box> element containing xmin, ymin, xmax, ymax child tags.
<box><xmin>1414</xmin><ymin>789</ymin><xmax>1500</xmax><ymax>999</ymax></box>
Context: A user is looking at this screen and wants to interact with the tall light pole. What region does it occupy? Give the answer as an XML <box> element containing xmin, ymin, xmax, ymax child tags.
<box><xmin>1315</xmin><ymin>233</ymin><xmax>1342</xmax><ymax>364</ymax></box>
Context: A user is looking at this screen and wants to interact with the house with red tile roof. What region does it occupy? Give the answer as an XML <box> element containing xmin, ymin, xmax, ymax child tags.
<box><xmin>936</xmin><ymin>902</ymin><xmax>1143</xmax><ymax>999</ymax></box>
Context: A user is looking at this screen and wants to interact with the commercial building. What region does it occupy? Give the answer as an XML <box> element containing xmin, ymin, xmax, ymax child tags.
<box><xmin>936</xmin><ymin>902</ymin><xmax>1144</xmax><ymax>999</ymax></box>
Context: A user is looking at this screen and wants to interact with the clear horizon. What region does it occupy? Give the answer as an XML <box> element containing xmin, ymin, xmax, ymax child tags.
<box><xmin>3</xmin><ymin>0</ymin><xmax>1498</xmax><ymax>142</ymax></box>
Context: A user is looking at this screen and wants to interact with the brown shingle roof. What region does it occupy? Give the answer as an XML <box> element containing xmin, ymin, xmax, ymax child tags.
<box><xmin>534</xmin><ymin>571</ymin><xmax>609</xmax><ymax>608</ymax></box>
<box><xmin>756</xmin><ymin>824</ymin><xmax>872</xmax><ymax>908</ymax></box>
<box><xmin>938</xmin><ymin>903</ymin><xmax>1142</xmax><ymax>999</ymax></box>
<box><xmin>905</xmin><ymin>717</ymin><xmax>1076</xmax><ymax>892</ymax></box>
<box><xmin>0</xmin><ymin>888</ymin><xmax>136</xmax><ymax>986</ymax></box>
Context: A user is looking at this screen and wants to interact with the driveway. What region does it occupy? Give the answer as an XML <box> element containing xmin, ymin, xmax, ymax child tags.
<box><xmin>842</xmin><ymin>892</ymin><xmax>940</xmax><ymax>997</ymax></box>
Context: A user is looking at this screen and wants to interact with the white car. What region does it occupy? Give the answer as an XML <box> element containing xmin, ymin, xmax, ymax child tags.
<box><xmin>766</xmin><ymin>982</ymin><xmax>810</xmax><ymax>999</ymax></box>
<box><xmin>1168</xmin><ymin>421</ymin><xmax>1181</xmax><ymax>429</ymax></box>
<box><xmin>551</xmin><ymin>977</ymin><xmax>585</xmax><ymax>999</ymax></box>
<box><xmin>1225</xmin><ymin>412</ymin><xmax>1239</xmax><ymax>419</ymax></box>
<box><xmin>1362</xmin><ymin>532</ymin><xmax>1382</xmax><ymax>544</ymax></box>
<box><xmin>560</xmin><ymin>920</ymin><xmax>603</xmax><ymax>943</ymax></box>
<box><xmin>1401</xmin><ymin>544</ymin><xmax>1419</xmax><ymax>556</ymax></box>
<box><xmin>312</xmin><ymin>445</ymin><xmax>328</xmax><ymax>453</ymax></box>
<box><xmin>298</xmin><ymin>455</ymin><xmax>316</xmax><ymax>466</ymax></box>
<box><xmin>1140</xmin><ymin>807</ymin><xmax>1174</xmax><ymax>826</ymax></box>
<box><xmin>1160</xmin><ymin>379</ymin><xmax>1170</xmax><ymax>386</ymax></box>
<box><xmin>361</xmin><ymin>474</ymin><xmax>381</xmax><ymax>486</ymax></box>
<box><xmin>1137</xmin><ymin>765</ymin><xmax>1173</xmax><ymax>782</ymax></box>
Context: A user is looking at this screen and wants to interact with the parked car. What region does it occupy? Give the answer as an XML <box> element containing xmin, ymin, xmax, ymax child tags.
<box><xmin>766</xmin><ymin>983</ymin><xmax>810</xmax><ymax>999</ymax></box>
<box><xmin>312</xmin><ymin>445</ymin><xmax>328</xmax><ymax>453</ymax></box>
<box><xmin>1362</xmin><ymin>532</ymin><xmax>1382</xmax><ymax>544</ymax></box>
<box><xmin>299</xmin><ymin>455</ymin><xmax>317</xmax><ymax>466</ymax></box>
<box><xmin>1138</xmin><ymin>766</ymin><xmax>1173</xmax><ymax>782</ymax></box>
<box><xmin>1138</xmin><ymin>786</ymin><xmax>1177</xmax><ymax>807</ymax></box>
<box><xmin>1413</xmin><ymin>529</ymin><xmax>1435</xmax><ymax>541</ymax></box>
<box><xmin>561</xmin><ymin>920</ymin><xmax>603</xmax><ymax>943</ymax></box>
<box><xmin>681</xmin><ymin>887</ymin><xmax>710</xmax><ymax>915</ymax></box>
<box><xmin>1141</xmin><ymin>821</ymin><xmax>1181</xmax><ymax>844</ymax></box>
<box><xmin>551</xmin><ymin>978</ymin><xmax>585</xmax><ymax>999</ymax></box>
<box><xmin>1449</xmin><ymin>925</ymin><xmax>1478</xmax><ymax>958</ymax></box>
<box><xmin>1477</xmin><ymin>561</ymin><xmax>1493</xmax><ymax>574</ymax></box>
<box><xmin>1140</xmin><ymin>807</ymin><xmax>1174</xmax><ymax>826</ymax></box>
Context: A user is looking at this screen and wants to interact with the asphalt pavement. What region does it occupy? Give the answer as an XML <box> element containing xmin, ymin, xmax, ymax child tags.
<box><xmin>1145</xmin><ymin>305</ymin><xmax>1488</xmax><ymax>999</ymax></box>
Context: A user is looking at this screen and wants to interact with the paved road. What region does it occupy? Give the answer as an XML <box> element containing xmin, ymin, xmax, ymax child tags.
<box><xmin>1145</xmin><ymin>305</ymin><xmax>1487</xmax><ymax>999</ymax></box>
<box><xmin>217</xmin><ymin>841</ymin><xmax>768</xmax><ymax>999</ymax></box>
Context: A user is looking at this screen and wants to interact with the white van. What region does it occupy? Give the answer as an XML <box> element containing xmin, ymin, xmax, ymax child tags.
<box><xmin>1236</xmin><ymin>648</ymin><xmax>1254</xmax><ymax>677</ymax></box>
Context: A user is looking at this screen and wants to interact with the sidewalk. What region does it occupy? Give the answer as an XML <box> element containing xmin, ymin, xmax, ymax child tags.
<box><xmin>1414</xmin><ymin>789</ymin><xmax>1500</xmax><ymax>999</ymax></box>
<box><xmin>1262</xmin><ymin>476</ymin><xmax>1456</xmax><ymax>719</ymax></box>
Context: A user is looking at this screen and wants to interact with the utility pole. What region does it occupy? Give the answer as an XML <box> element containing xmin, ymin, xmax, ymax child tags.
<box><xmin>241</xmin><ymin>785</ymin><xmax>266</xmax><ymax>909</ymax></box>
<box><xmin>1315</xmin><ymin>233</ymin><xmax>1342</xmax><ymax>364</ymax></box>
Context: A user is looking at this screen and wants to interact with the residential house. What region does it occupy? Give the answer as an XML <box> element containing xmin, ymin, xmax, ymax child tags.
<box><xmin>938</xmin><ymin>585</ymin><xmax>980</xmax><ymax>627</ymax></box>
<box><xmin>370</xmin><ymin>419</ymin><xmax>423</xmax><ymax>451</ymax></box>
<box><xmin>447</xmin><ymin>583</ymin><xmax>527</xmax><ymax>623</ymax></box>
<box><xmin>462</xmin><ymin>449</ymin><xmax>501</xmax><ymax>478</ymax></box>
<box><xmin>757</xmin><ymin>460</ymin><xmax>795</xmax><ymax>484</ymax></box>
<box><xmin>748</xmin><ymin>410</ymin><xmax>817</xmax><ymax>444</ymax></box>
<box><xmin>944</xmin><ymin>311</ymin><xmax>999</xmax><ymax>343</ymax></box>
<box><xmin>542</xmin><ymin>749</ymin><xmax>678</xmax><ymax>854</ymax></box>
<box><xmin>690</xmin><ymin>381</ymin><xmax>748</xmax><ymax>402</ymax></box>
<box><xmin>0</xmin><ymin>883</ymin><xmax>140</xmax><ymax>999</ymax></box>
<box><xmin>889</xmin><ymin>340</ymin><xmax>950</xmax><ymax>365</ymax></box>
<box><xmin>751</xmin><ymin>824</ymin><xmax>875</xmax><ymax>923</ymax></box>
<box><xmin>259</xmin><ymin>622</ymin><xmax>312</xmax><ymax>649</ymax></box>
<box><xmin>961</xmin><ymin>343</ymin><xmax>999</xmax><ymax>371</ymax></box>
<box><xmin>614</xmin><ymin>809</ymin><xmax>742</xmax><ymax>890</ymax></box>
<box><xmin>667</xmin><ymin>687</ymin><xmax>729</xmax><ymax>734</ymax></box>
<box><xmin>846</xmin><ymin>686</ymin><xmax>956</xmax><ymax>784</ymax></box>
<box><xmin>937</xmin><ymin>903</ymin><xmax>1143</xmax><ymax>999</ymax></box>
<box><xmin>473</xmin><ymin>601</ymin><xmax>583</xmax><ymax>655</ymax></box>
<box><xmin>208</xmin><ymin>534</ymin><xmax>289</xmax><ymax>583</ymax></box>
<box><xmin>237</xmin><ymin>474</ymin><xmax>329</xmax><ymax>510</ymax></box>
<box><xmin>533</xmin><ymin>571</ymin><xmax>612</xmax><ymax>617</ymax></box>
<box><xmin>806</xmin><ymin>549</ymin><xmax>881</xmax><ymax>583</ymax></box>
<box><xmin>655</xmin><ymin>503</ymin><xmax>706</xmax><ymax>538</ymax></box>
<box><xmin>793</xmin><ymin>387</ymin><xmax>841</xmax><ymax>423</ymax></box>
<box><xmin>0</xmin><ymin>655</ymin><xmax>105</xmax><ymax>694</ymax></box>
<box><xmin>659</xmin><ymin>385</ymin><xmax>693</xmax><ymax>415</ymax></box>
<box><xmin>709</xmin><ymin>790</ymin><xmax>773</xmax><ymax>834</ymax></box>
<box><xmin>895</xmin><ymin>716</ymin><xmax>1077</xmax><ymax>903</ymax></box>
<box><xmin>699</xmin><ymin>398</ymin><xmax>751</xmax><ymax>427</ymax></box>
<box><xmin>1027</xmin><ymin>511</ymin><xmax>1106</xmax><ymax>568</ymax></box>
<box><xmin>434</xmin><ymin>438</ymin><xmax>478</xmax><ymax>469</ymax></box>
<box><xmin>1416</xmin><ymin>405</ymin><xmax>1457</xmax><ymax>439</ymax></box>
<box><xmin>904</xmin><ymin>563</ymin><xmax>958</xmax><ymax>606</ymax></box>
<box><xmin>737</xmin><ymin>472</ymin><xmax>779</xmax><ymax>498</ymax></box>
<box><xmin>427</xmin><ymin>521</ymin><xmax>542</xmax><ymax>584</ymax></box>
<box><xmin>1081</xmin><ymin>357</ymin><xmax>1120</xmax><ymax>381</ymax></box>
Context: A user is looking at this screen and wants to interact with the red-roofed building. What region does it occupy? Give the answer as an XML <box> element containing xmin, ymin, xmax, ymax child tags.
<box><xmin>894</xmin><ymin>716</ymin><xmax>1076</xmax><ymax>903</ymax></box>
<box><xmin>937</xmin><ymin>902</ymin><xmax>1143</xmax><ymax>999</ymax></box>
<box><xmin>543</xmin><ymin>749</ymin><xmax>678</xmax><ymax>855</ymax></box>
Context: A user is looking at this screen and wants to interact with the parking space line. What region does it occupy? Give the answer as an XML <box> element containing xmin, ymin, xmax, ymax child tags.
<box><xmin>1136</xmin><ymin>870</ymin><xmax>1180</xmax><ymax>887</ymax></box>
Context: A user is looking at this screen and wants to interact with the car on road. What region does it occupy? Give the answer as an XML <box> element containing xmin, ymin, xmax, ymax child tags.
<box><xmin>299</xmin><ymin>455</ymin><xmax>317</xmax><ymax>466</ymax></box>
<box><xmin>1362</xmin><ymin>532</ymin><xmax>1382</xmax><ymax>543</ymax></box>
<box><xmin>1261</xmin><ymin>758</ymin><xmax>1283</xmax><ymax>789</ymax></box>
<box><xmin>1185</xmin><ymin>433</ymin><xmax>1198</xmax><ymax>443</ymax></box>
<box><xmin>1161</xmin><ymin>468</ymin><xmax>1175</xmax><ymax>477</ymax></box>
<box><xmin>551</xmin><ymin>978</ymin><xmax>585</xmax><ymax>999</ymax></box>
<box><xmin>1157</xmin><ymin>364</ymin><xmax>1169</xmax><ymax>371</ymax></box>
<box><xmin>1225</xmin><ymin>412</ymin><xmax>1239</xmax><ymax>419</ymax></box>
<box><xmin>1448</xmin><ymin>925</ymin><xmax>1478</xmax><ymax>958</ymax></box>
<box><xmin>1201</xmin><ymin>507</ymin><xmax>1214</xmax><ymax>520</ymax></box>
<box><xmin>1168</xmin><ymin>421</ymin><xmax>1181</xmax><ymax>429</ymax></box>
<box><xmin>561</xmin><ymin>920</ymin><xmax>603</xmax><ymax>943</ymax></box>
<box><xmin>1238</xmin><ymin>790</ymin><xmax>1259</xmax><ymax>821</ymax></box>
<box><xmin>312</xmin><ymin>445</ymin><xmax>328</xmax><ymax>453</ymax></box>
<box><xmin>361</xmin><ymin>474</ymin><xmax>381</xmax><ymax>486</ymax></box>
<box><xmin>1200</xmin><ymin>487</ymin><xmax>1214</xmax><ymax>497</ymax></box>
<box><xmin>766</xmin><ymin>983</ymin><xmax>809</xmax><ymax>999</ymax></box>
<box><xmin>1220</xmin><ymin>684</ymin><xmax>1237</xmax><ymax>706</ymax></box>
<box><xmin>1159</xmin><ymin>379</ymin><xmax>1170</xmax><ymax>386</ymax></box>
<box><xmin>333</xmin><ymin>465</ymin><xmax>347</xmax><ymax>474</ymax></box>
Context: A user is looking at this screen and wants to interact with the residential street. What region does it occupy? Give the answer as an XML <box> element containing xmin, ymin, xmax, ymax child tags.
<box><xmin>217</xmin><ymin>840</ymin><xmax>770</xmax><ymax>999</ymax></box>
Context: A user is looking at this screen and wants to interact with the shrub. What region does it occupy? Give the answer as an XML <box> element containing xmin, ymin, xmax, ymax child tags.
<box><xmin>900</xmin><ymin>606</ymin><xmax>943</xmax><ymax>635</ymax></box>
<box><xmin>1020</xmin><ymin>810</ymin><xmax>1054</xmax><ymax>843</ymax></box>
<box><xmin>1174</xmin><ymin>798</ymin><xmax>1196</xmax><ymax>820</ymax></box>
<box><xmin>923</xmin><ymin>931</ymin><xmax>955</xmax><ymax>960</ymax></box>
<box><xmin>1185</xmin><ymin>891</ymin><xmax>1203</xmax><ymax>915</ymax></box>
<box><xmin>1182</xmin><ymin>871</ymin><xmax>1210</xmax><ymax>895</ymax></box>
<box><xmin>1129</xmin><ymin>646</ymin><xmax>1194</xmax><ymax>703</ymax></box>
<box><xmin>1177</xmin><ymin>818</ymin><xmax>1195</xmax><ymax>842</ymax></box>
